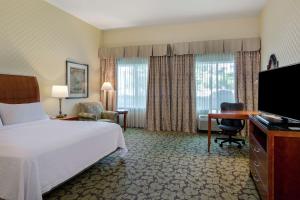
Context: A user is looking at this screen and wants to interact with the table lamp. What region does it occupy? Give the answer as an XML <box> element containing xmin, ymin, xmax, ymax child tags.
<box><xmin>52</xmin><ymin>85</ymin><xmax>69</xmax><ymax>118</ymax></box>
<box><xmin>101</xmin><ymin>82</ymin><xmax>113</xmax><ymax>110</ymax></box>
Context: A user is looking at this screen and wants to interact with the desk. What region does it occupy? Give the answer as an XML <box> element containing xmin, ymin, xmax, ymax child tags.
<box><xmin>207</xmin><ymin>111</ymin><xmax>259</xmax><ymax>152</ymax></box>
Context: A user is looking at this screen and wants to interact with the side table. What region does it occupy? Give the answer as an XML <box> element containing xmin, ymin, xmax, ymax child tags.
<box><xmin>116</xmin><ymin>109</ymin><xmax>128</xmax><ymax>131</ymax></box>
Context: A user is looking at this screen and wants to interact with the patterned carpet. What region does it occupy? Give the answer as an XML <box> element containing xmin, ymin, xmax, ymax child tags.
<box><xmin>44</xmin><ymin>128</ymin><xmax>259</xmax><ymax>200</ymax></box>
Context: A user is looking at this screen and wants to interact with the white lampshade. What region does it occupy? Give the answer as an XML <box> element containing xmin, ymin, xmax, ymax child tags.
<box><xmin>52</xmin><ymin>85</ymin><xmax>69</xmax><ymax>98</ymax></box>
<box><xmin>101</xmin><ymin>82</ymin><xmax>113</xmax><ymax>91</ymax></box>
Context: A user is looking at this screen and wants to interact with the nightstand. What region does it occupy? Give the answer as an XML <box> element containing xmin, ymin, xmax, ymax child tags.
<box><xmin>51</xmin><ymin>115</ymin><xmax>79</xmax><ymax>121</ymax></box>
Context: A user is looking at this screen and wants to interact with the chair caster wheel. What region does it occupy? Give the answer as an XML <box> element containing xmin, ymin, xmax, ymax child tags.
<box><xmin>242</xmin><ymin>141</ymin><xmax>246</xmax><ymax>145</ymax></box>
<box><xmin>214</xmin><ymin>139</ymin><xmax>217</xmax><ymax>143</ymax></box>
<box><xmin>219</xmin><ymin>143</ymin><xmax>223</xmax><ymax>147</ymax></box>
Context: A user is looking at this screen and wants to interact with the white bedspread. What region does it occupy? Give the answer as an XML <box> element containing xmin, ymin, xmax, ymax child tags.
<box><xmin>0</xmin><ymin>119</ymin><xmax>126</xmax><ymax>200</ymax></box>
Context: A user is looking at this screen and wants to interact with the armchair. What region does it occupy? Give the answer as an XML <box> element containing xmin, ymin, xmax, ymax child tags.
<box><xmin>77</xmin><ymin>102</ymin><xmax>118</xmax><ymax>123</ymax></box>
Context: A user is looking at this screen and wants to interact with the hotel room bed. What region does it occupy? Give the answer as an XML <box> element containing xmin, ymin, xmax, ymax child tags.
<box><xmin>0</xmin><ymin>74</ymin><xmax>127</xmax><ymax>200</ymax></box>
<box><xmin>0</xmin><ymin>119</ymin><xmax>126</xmax><ymax>200</ymax></box>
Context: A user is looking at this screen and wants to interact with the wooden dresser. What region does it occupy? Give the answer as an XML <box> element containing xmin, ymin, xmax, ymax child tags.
<box><xmin>249</xmin><ymin>116</ymin><xmax>300</xmax><ymax>200</ymax></box>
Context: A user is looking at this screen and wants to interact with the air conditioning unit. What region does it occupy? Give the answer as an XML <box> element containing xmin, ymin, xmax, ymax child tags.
<box><xmin>197</xmin><ymin>115</ymin><xmax>220</xmax><ymax>132</ymax></box>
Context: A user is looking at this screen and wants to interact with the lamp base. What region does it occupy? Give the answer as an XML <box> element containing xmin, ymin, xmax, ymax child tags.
<box><xmin>56</xmin><ymin>114</ymin><xmax>67</xmax><ymax>119</ymax></box>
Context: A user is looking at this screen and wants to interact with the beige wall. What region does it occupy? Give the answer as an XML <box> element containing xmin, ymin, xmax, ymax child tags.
<box><xmin>0</xmin><ymin>0</ymin><xmax>102</xmax><ymax>116</ymax></box>
<box><xmin>260</xmin><ymin>0</ymin><xmax>300</xmax><ymax>70</ymax></box>
<box><xmin>4</xmin><ymin>0</ymin><xmax>298</xmax><ymax>115</ymax></box>
<box><xmin>103</xmin><ymin>17</ymin><xmax>260</xmax><ymax>47</ymax></box>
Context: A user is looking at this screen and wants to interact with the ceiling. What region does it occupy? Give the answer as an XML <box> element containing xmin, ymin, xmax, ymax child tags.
<box><xmin>46</xmin><ymin>0</ymin><xmax>266</xmax><ymax>30</ymax></box>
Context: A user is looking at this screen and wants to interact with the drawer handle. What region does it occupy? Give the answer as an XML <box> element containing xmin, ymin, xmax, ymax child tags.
<box><xmin>253</xmin><ymin>173</ymin><xmax>260</xmax><ymax>182</ymax></box>
<box><xmin>254</xmin><ymin>161</ymin><xmax>260</xmax><ymax>167</ymax></box>
<box><xmin>254</xmin><ymin>147</ymin><xmax>260</xmax><ymax>153</ymax></box>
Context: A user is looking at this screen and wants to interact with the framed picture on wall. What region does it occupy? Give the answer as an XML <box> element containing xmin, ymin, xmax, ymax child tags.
<box><xmin>66</xmin><ymin>61</ymin><xmax>89</xmax><ymax>98</ymax></box>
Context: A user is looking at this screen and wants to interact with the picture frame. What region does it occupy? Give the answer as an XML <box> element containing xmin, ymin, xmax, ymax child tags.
<box><xmin>66</xmin><ymin>61</ymin><xmax>89</xmax><ymax>98</ymax></box>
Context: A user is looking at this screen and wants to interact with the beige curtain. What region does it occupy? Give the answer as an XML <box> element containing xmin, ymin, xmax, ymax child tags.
<box><xmin>146</xmin><ymin>55</ymin><xmax>197</xmax><ymax>133</ymax></box>
<box><xmin>146</xmin><ymin>56</ymin><xmax>172</xmax><ymax>131</ymax></box>
<box><xmin>235</xmin><ymin>51</ymin><xmax>261</xmax><ymax>111</ymax></box>
<box><xmin>100</xmin><ymin>58</ymin><xmax>116</xmax><ymax>111</ymax></box>
<box><xmin>170</xmin><ymin>55</ymin><xmax>197</xmax><ymax>133</ymax></box>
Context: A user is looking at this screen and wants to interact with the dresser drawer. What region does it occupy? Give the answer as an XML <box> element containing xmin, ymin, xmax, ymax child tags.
<box><xmin>251</xmin><ymin>163</ymin><xmax>268</xmax><ymax>200</ymax></box>
<box><xmin>250</xmin><ymin>133</ymin><xmax>265</xmax><ymax>153</ymax></box>
<box><xmin>250</xmin><ymin>134</ymin><xmax>267</xmax><ymax>170</ymax></box>
<box><xmin>249</xmin><ymin>133</ymin><xmax>268</xmax><ymax>199</ymax></box>
<box><xmin>250</xmin><ymin>153</ymin><xmax>268</xmax><ymax>183</ymax></box>
<box><xmin>250</xmin><ymin>150</ymin><xmax>268</xmax><ymax>182</ymax></box>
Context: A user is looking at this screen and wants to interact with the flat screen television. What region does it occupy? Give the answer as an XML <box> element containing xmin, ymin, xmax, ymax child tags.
<box><xmin>258</xmin><ymin>63</ymin><xmax>300</xmax><ymax>123</ymax></box>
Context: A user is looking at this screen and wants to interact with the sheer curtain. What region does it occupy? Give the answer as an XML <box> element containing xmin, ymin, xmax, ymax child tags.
<box><xmin>195</xmin><ymin>53</ymin><xmax>236</xmax><ymax>116</ymax></box>
<box><xmin>117</xmin><ymin>58</ymin><xmax>148</xmax><ymax>128</ymax></box>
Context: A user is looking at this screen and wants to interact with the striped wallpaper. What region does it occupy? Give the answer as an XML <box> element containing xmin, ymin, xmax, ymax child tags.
<box><xmin>0</xmin><ymin>0</ymin><xmax>102</xmax><ymax>116</ymax></box>
<box><xmin>261</xmin><ymin>0</ymin><xmax>300</xmax><ymax>70</ymax></box>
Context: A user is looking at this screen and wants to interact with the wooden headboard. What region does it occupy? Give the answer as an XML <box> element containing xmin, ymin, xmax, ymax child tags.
<box><xmin>0</xmin><ymin>74</ymin><xmax>40</xmax><ymax>104</ymax></box>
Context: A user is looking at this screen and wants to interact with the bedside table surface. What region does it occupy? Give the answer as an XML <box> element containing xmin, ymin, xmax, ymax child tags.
<box><xmin>51</xmin><ymin>115</ymin><xmax>79</xmax><ymax>120</ymax></box>
<box><xmin>116</xmin><ymin>109</ymin><xmax>128</xmax><ymax>114</ymax></box>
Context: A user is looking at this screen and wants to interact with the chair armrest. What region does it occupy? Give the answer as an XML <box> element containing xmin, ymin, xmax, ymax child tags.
<box><xmin>101</xmin><ymin>111</ymin><xmax>118</xmax><ymax>121</ymax></box>
<box><xmin>234</xmin><ymin>119</ymin><xmax>246</xmax><ymax>133</ymax></box>
<box><xmin>240</xmin><ymin>119</ymin><xmax>246</xmax><ymax>130</ymax></box>
<box><xmin>78</xmin><ymin>112</ymin><xmax>98</xmax><ymax>121</ymax></box>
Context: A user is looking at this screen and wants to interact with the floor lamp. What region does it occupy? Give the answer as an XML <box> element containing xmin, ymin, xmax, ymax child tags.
<box><xmin>101</xmin><ymin>82</ymin><xmax>113</xmax><ymax>110</ymax></box>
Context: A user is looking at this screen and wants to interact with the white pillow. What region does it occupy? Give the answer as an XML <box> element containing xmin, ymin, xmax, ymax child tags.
<box><xmin>0</xmin><ymin>102</ymin><xmax>49</xmax><ymax>125</ymax></box>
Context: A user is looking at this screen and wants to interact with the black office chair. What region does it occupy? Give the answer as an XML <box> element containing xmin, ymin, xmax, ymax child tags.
<box><xmin>215</xmin><ymin>102</ymin><xmax>246</xmax><ymax>148</ymax></box>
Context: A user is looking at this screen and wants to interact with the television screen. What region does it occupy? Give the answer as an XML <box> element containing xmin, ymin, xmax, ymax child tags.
<box><xmin>258</xmin><ymin>63</ymin><xmax>300</xmax><ymax>121</ymax></box>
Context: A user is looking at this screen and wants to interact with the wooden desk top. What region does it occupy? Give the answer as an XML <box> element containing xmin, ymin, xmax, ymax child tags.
<box><xmin>208</xmin><ymin>111</ymin><xmax>260</xmax><ymax>119</ymax></box>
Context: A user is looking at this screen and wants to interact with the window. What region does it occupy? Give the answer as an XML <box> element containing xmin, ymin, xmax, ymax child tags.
<box><xmin>117</xmin><ymin>58</ymin><xmax>148</xmax><ymax>127</ymax></box>
<box><xmin>195</xmin><ymin>53</ymin><xmax>236</xmax><ymax>115</ymax></box>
